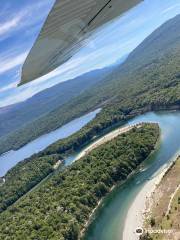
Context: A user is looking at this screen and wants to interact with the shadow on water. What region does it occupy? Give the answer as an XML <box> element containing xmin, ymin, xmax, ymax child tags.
<box><xmin>84</xmin><ymin>111</ymin><xmax>180</xmax><ymax>240</ymax></box>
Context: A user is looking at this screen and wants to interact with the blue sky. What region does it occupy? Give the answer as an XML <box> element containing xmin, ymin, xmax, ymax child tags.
<box><xmin>0</xmin><ymin>0</ymin><xmax>180</xmax><ymax>107</ymax></box>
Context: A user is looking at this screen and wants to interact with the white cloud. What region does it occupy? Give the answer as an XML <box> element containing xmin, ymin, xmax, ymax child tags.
<box><xmin>1</xmin><ymin>0</ymin><xmax>180</xmax><ymax>109</ymax></box>
<box><xmin>0</xmin><ymin>1</ymin><xmax>53</xmax><ymax>39</ymax></box>
<box><xmin>0</xmin><ymin>15</ymin><xmax>23</xmax><ymax>36</ymax></box>
<box><xmin>0</xmin><ymin>51</ymin><xmax>27</xmax><ymax>75</ymax></box>
<box><xmin>0</xmin><ymin>81</ymin><xmax>18</xmax><ymax>93</ymax></box>
<box><xmin>0</xmin><ymin>1</ymin><xmax>158</xmax><ymax>107</ymax></box>
<box><xmin>0</xmin><ymin>38</ymin><xmax>132</xmax><ymax>108</ymax></box>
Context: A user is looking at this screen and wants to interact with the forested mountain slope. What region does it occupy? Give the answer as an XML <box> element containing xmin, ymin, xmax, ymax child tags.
<box><xmin>0</xmin><ymin>65</ymin><xmax>116</xmax><ymax>138</ymax></box>
<box><xmin>117</xmin><ymin>13</ymin><xmax>180</xmax><ymax>72</ymax></box>
<box><xmin>0</xmin><ymin>14</ymin><xmax>179</xmax><ymax>154</ymax></box>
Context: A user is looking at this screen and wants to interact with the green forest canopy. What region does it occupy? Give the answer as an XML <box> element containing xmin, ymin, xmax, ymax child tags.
<box><xmin>0</xmin><ymin>124</ymin><xmax>159</xmax><ymax>240</ymax></box>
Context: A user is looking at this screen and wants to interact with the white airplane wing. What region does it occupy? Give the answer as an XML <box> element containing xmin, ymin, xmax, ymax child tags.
<box><xmin>20</xmin><ymin>0</ymin><xmax>142</xmax><ymax>86</ymax></box>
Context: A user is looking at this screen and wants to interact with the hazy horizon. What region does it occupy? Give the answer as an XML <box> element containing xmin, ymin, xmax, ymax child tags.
<box><xmin>0</xmin><ymin>0</ymin><xmax>180</xmax><ymax>108</ymax></box>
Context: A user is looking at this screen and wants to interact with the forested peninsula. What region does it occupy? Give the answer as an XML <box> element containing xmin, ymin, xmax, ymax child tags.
<box><xmin>0</xmin><ymin>13</ymin><xmax>179</xmax><ymax>240</ymax></box>
<box><xmin>0</xmin><ymin>124</ymin><xmax>159</xmax><ymax>240</ymax></box>
<box><xmin>0</xmin><ymin>12</ymin><xmax>179</xmax><ymax>225</ymax></box>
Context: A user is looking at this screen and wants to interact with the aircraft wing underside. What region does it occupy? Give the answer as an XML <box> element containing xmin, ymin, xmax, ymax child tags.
<box><xmin>20</xmin><ymin>0</ymin><xmax>143</xmax><ymax>86</ymax></box>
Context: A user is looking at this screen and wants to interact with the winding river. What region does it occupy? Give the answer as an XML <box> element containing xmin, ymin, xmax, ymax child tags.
<box><xmin>0</xmin><ymin>109</ymin><xmax>179</xmax><ymax>240</ymax></box>
<box><xmin>84</xmin><ymin>110</ymin><xmax>180</xmax><ymax>240</ymax></box>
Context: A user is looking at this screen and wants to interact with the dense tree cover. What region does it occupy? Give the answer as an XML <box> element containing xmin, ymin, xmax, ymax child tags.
<box><xmin>0</xmin><ymin>154</ymin><xmax>60</xmax><ymax>213</ymax></box>
<box><xmin>0</xmin><ymin>15</ymin><xmax>179</xmax><ymax>155</ymax></box>
<box><xmin>0</xmin><ymin>14</ymin><xmax>179</xmax><ymax>230</ymax></box>
<box><xmin>41</xmin><ymin>108</ymin><xmax>126</xmax><ymax>157</ymax></box>
<box><xmin>0</xmin><ymin>67</ymin><xmax>112</xmax><ymax>139</ymax></box>
<box><xmin>0</xmin><ymin>112</ymin><xmax>126</xmax><ymax>214</ymax></box>
<box><xmin>0</xmin><ymin>97</ymin><xmax>100</xmax><ymax>154</ymax></box>
<box><xmin>0</xmin><ymin>124</ymin><xmax>159</xmax><ymax>240</ymax></box>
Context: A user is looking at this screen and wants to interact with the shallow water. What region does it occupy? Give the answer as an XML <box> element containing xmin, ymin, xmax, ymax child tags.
<box><xmin>84</xmin><ymin>111</ymin><xmax>180</xmax><ymax>240</ymax></box>
<box><xmin>0</xmin><ymin>109</ymin><xmax>100</xmax><ymax>176</ymax></box>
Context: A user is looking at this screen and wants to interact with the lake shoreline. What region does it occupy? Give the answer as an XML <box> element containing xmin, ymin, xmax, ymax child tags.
<box><xmin>0</xmin><ymin>104</ymin><xmax>179</xmax><ymax>157</ymax></box>
<box><xmin>0</xmin><ymin>108</ymin><xmax>178</xmax><ymax>176</ymax></box>
<box><xmin>0</xmin><ymin>109</ymin><xmax>100</xmax><ymax>177</ymax></box>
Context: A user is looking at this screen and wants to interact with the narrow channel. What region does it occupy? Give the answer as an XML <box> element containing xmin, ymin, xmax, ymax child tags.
<box><xmin>84</xmin><ymin>111</ymin><xmax>180</xmax><ymax>240</ymax></box>
<box><xmin>1</xmin><ymin>110</ymin><xmax>179</xmax><ymax>240</ymax></box>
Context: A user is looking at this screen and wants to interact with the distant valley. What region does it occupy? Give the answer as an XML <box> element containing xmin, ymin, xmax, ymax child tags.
<box><xmin>0</xmin><ymin>14</ymin><xmax>179</xmax><ymax>155</ymax></box>
<box><xmin>0</xmin><ymin>12</ymin><xmax>179</xmax><ymax>240</ymax></box>
<box><xmin>0</xmin><ymin>64</ymin><xmax>119</xmax><ymax>138</ymax></box>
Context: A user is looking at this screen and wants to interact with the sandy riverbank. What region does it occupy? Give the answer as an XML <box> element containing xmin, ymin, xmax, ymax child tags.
<box><xmin>122</xmin><ymin>159</ymin><xmax>178</xmax><ymax>240</ymax></box>
<box><xmin>79</xmin><ymin>123</ymin><xmax>154</xmax><ymax>239</ymax></box>
<box><xmin>75</xmin><ymin>123</ymin><xmax>145</xmax><ymax>161</ymax></box>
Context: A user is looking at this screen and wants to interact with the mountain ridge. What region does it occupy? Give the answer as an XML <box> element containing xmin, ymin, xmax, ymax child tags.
<box><xmin>0</xmin><ymin>14</ymin><xmax>179</xmax><ymax>154</ymax></box>
<box><xmin>0</xmin><ymin>64</ymin><xmax>120</xmax><ymax>138</ymax></box>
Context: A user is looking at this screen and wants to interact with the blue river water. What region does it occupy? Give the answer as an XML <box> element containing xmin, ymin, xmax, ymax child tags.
<box><xmin>0</xmin><ymin>109</ymin><xmax>179</xmax><ymax>240</ymax></box>
<box><xmin>84</xmin><ymin>110</ymin><xmax>180</xmax><ymax>240</ymax></box>
<box><xmin>0</xmin><ymin>109</ymin><xmax>100</xmax><ymax>177</ymax></box>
